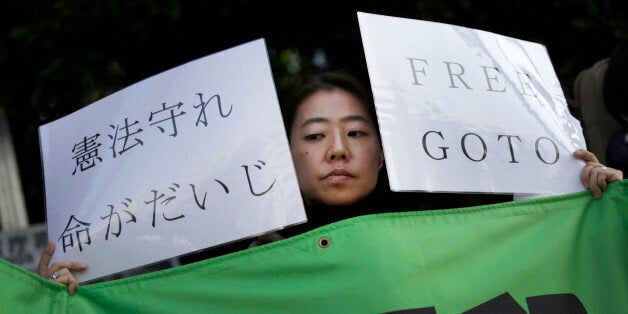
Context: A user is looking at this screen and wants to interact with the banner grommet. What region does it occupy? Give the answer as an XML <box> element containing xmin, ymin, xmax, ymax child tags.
<box><xmin>318</xmin><ymin>237</ymin><xmax>331</xmax><ymax>249</ymax></box>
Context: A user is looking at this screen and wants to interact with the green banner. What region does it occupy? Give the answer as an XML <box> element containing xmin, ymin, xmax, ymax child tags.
<box><xmin>1</xmin><ymin>181</ymin><xmax>626</xmax><ymax>313</ymax></box>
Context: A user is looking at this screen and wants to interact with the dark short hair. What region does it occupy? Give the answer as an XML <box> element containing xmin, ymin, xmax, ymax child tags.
<box><xmin>604</xmin><ymin>39</ymin><xmax>628</xmax><ymax>128</ymax></box>
<box><xmin>281</xmin><ymin>70</ymin><xmax>380</xmax><ymax>140</ymax></box>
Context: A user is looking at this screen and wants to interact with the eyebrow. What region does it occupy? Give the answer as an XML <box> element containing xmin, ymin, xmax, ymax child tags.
<box><xmin>299</xmin><ymin>115</ymin><xmax>371</xmax><ymax>128</ymax></box>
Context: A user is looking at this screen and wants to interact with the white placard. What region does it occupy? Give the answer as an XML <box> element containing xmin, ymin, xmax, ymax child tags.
<box><xmin>358</xmin><ymin>12</ymin><xmax>586</xmax><ymax>194</ymax></box>
<box><xmin>39</xmin><ymin>39</ymin><xmax>306</xmax><ymax>282</ymax></box>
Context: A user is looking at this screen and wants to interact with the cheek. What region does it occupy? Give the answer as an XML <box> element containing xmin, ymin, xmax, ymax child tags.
<box><xmin>292</xmin><ymin>149</ymin><xmax>314</xmax><ymax>176</ymax></box>
<box><xmin>358</xmin><ymin>142</ymin><xmax>382</xmax><ymax>165</ymax></box>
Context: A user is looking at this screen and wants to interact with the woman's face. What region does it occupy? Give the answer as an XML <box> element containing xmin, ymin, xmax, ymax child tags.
<box><xmin>289</xmin><ymin>89</ymin><xmax>384</xmax><ymax>206</ymax></box>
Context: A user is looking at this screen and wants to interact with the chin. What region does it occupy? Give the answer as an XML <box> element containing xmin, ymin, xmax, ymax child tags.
<box><xmin>319</xmin><ymin>194</ymin><xmax>365</xmax><ymax>207</ymax></box>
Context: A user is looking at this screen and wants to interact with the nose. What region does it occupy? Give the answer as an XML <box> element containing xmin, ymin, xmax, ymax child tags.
<box><xmin>327</xmin><ymin>133</ymin><xmax>349</xmax><ymax>161</ymax></box>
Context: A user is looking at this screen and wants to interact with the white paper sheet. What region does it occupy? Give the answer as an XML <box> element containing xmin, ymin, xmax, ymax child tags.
<box><xmin>358</xmin><ymin>12</ymin><xmax>586</xmax><ymax>194</ymax></box>
<box><xmin>39</xmin><ymin>39</ymin><xmax>306</xmax><ymax>282</ymax></box>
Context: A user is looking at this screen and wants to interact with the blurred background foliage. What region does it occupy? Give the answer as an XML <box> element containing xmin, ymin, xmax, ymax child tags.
<box><xmin>1</xmin><ymin>0</ymin><xmax>626</xmax><ymax>223</ymax></box>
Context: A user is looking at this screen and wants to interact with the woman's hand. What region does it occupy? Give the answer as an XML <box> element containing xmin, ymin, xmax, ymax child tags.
<box><xmin>37</xmin><ymin>242</ymin><xmax>87</xmax><ymax>295</ymax></box>
<box><xmin>574</xmin><ymin>149</ymin><xmax>624</xmax><ymax>199</ymax></box>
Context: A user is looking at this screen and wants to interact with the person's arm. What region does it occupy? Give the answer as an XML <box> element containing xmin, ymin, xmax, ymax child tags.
<box><xmin>37</xmin><ymin>242</ymin><xmax>87</xmax><ymax>295</ymax></box>
<box><xmin>573</xmin><ymin>149</ymin><xmax>624</xmax><ymax>198</ymax></box>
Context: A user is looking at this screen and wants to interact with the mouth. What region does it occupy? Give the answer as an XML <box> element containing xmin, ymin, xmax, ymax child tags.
<box><xmin>324</xmin><ymin>169</ymin><xmax>354</xmax><ymax>182</ymax></box>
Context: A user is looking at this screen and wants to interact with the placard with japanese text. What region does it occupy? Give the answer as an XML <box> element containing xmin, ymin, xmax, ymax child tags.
<box><xmin>39</xmin><ymin>39</ymin><xmax>306</xmax><ymax>282</ymax></box>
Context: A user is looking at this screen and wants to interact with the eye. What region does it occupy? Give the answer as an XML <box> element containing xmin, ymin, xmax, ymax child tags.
<box><xmin>304</xmin><ymin>133</ymin><xmax>324</xmax><ymax>141</ymax></box>
<box><xmin>348</xmin><ymin>130</ymin><xmax>367</xmax><ymax>138</ymax></box>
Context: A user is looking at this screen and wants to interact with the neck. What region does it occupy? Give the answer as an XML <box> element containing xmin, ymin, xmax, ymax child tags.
<box><xmin>283</xmin><ymin>193</ymin><xmax>383</xmax><ymax>237</ymax></box>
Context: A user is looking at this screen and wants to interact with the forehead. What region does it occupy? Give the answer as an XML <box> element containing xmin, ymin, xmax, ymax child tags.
<box><xmin>294</xmin><ymin>89</ymin><xmax>372</xmax><ymax>123</ymax></box>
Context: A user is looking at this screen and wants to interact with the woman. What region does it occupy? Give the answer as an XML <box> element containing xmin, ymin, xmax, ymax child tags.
<box><xmin>279</xmin><ymin>70</ymin><xmax>389</xmax><ymax>228</ymax></box>
<box><xmin>38</xmin><ymin>70</ymin><xmax>623</xmax><ymax>295</ymax></box>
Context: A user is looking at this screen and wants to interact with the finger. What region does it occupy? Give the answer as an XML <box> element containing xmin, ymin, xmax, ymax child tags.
<box><xmin>597</xmin><ymin>171</ymin><xmax>608</xmax><ymax>192</ymax></box>
<box><xmin>68</xmin><ymin>280</ymin><xmax>79</xmax><ymax>296</ymax></box>
<box><xmin>47</xmin><ymin>261</ymin><xmax>88</xmax><ymax>279</ymax></box>
<box><xmin>37</xmin><ymin>242</ymin><xmax>55</xmax><ymax>277</ymax></box>
<box><xmin>49</xmin><ymin>268</ymin><xmax>82</xmax><ymax>295</ymax></box>
<box><xmin>607</xmin><ymin>168</ymin><xmax>624</xmax><ymax>182</ymax></box>
<box><xmin>589</xmin><ymin>165</ymin><xmax>607</xmax><ymax>198</ymax></box>
<box><xmin>573</xmin><ymin>149</ymin><xmax>599</xmax><ymax>163</ymax></box>
<box><xmin>588</xmin><ymin>168</ymin><xmax>603</xmax><ymax>199</ymax></box>
<box><xmin>579</xmin><ymin>162</ymin><xmax>595</xmax><ymax>189</ymax></box>
<box><xmin>57</xmin><ymin>272</ymin><xmax>80</xmax><ymax>296</ymax></box>
<box><xmin>589</xmin><ymin>177</ymin><xmax>601</xmax><ymax>199</ymax></box>
<box><xmin>49</xmin><ymin>267</ymin><xmax>69</xmax><ymax>281</ymax></box>
<box><xmin>50</xmin><ymin>261</ymin><xmax>88</xmax><ymax>273</ymax></box>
